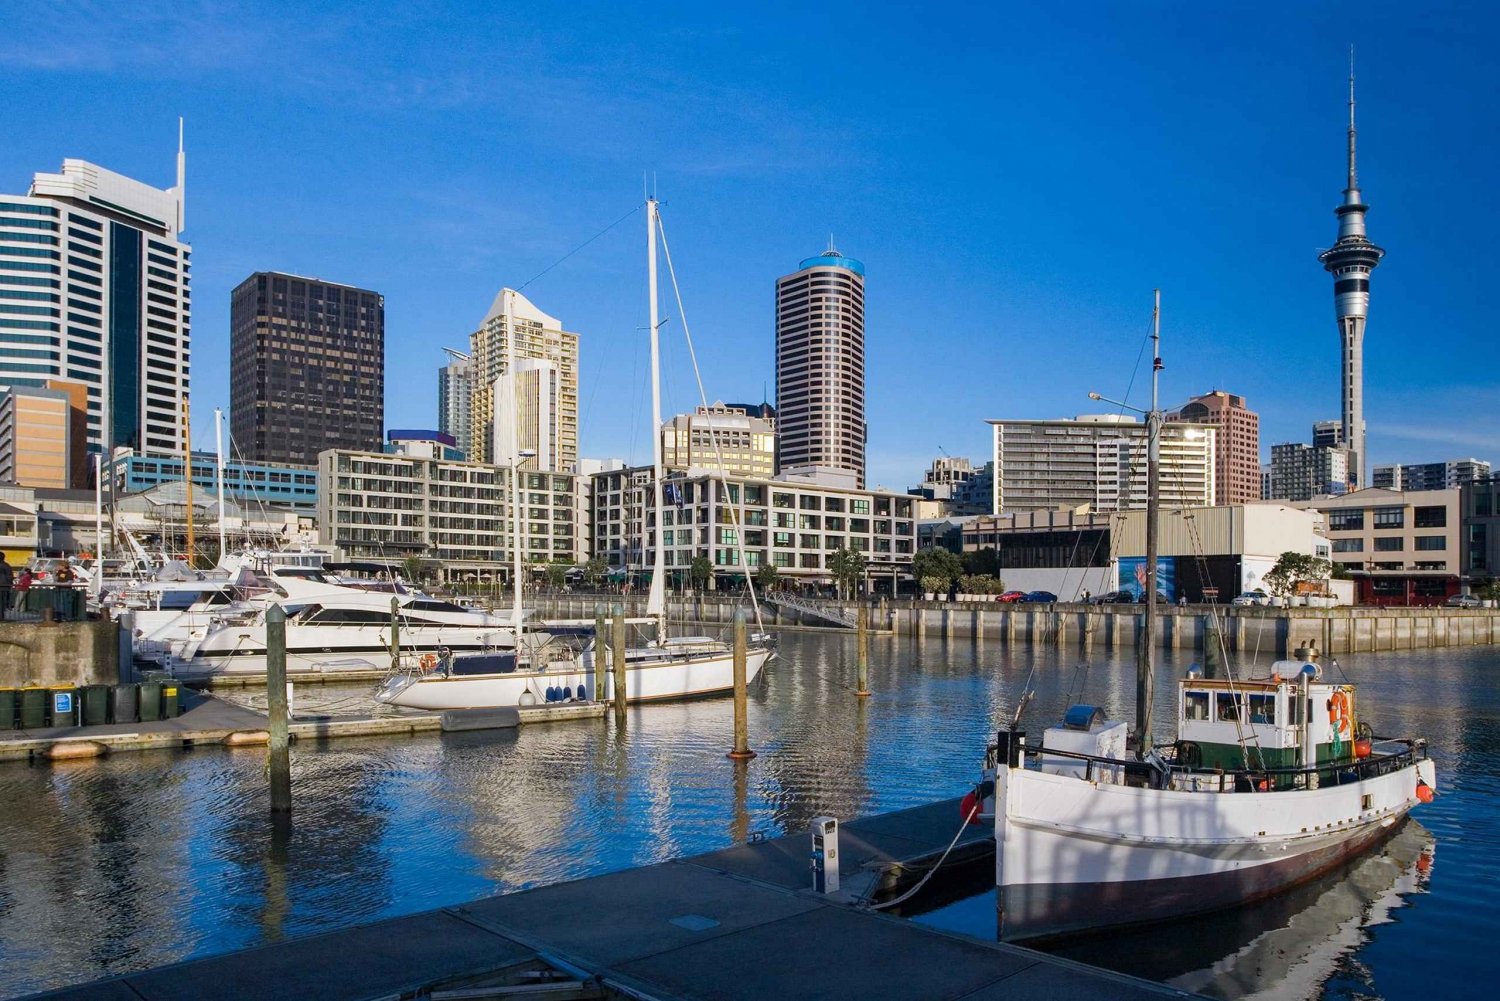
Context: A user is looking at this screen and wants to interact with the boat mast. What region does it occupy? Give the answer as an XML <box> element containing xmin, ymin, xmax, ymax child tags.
<box><xmin>182</xmin><ymin>396</ymin><xmax>195</xmax><ymax>567</ymax></box>
<box><xmin>505</xmin><ymin>289</ymin><xmax>524</xmax><ymax>638</ymax></box>
<box><xmin>214</xmin><ymin>407</ymin><xmax>227</xmax><ymax>566</ymax></box>
<box><xmin>92</xmin><ymin>452</ymin><xmax>103</xmax><ymax>598</ymax></box>
<box><xmin>1138</xmin><ymin>289</ymin><xmax>1162</xmax><ymax>759</ymax></box>
<box><xmin>646</xmin><ymin>197</ymin><xmax>667</xmax><ymax>643</ymax></box>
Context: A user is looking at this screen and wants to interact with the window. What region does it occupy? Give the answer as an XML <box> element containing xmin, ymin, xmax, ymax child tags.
<box><xmin>1215</xmin><ymin>692</ymin><xmax>1242</xmax><ymax>722</ymax></box>
<box><xmin>1248</xmin><ymin>694</ymin><xmax>1276</xmax><ymax>725</ymax></box>
<box><xmin>1415</xmin><ymin>536</ymin><xmax>1446</xmax><ymax>551</ymax></box>
<box><xmin>1328</xmin><ymin>509</ymin><xmax>1364</xmax><ymax>531</ymax></box>
<box><xmin>1184</xmin><ymin>691</ymin><xmax>1210</xmax><ymax>721</ymax></box>
<box><xmin>1333</xmin><ymin>538</ymin><xmax>1363</xmax><ymax>552</ymax></box>
<box><xmin>1373</xmin><ymin>537</ymin><xmax>1403</xmax><ymax>552</ymax></box>
<box><xmin>1373</xmin><ymin>506</ymin><xmax>1404</xmax><ymax>529</ymax></box>
<box><xmin>1414</xmin><ymin>506</ymin><xmax>1447</xmax><ymax>529</ymax></box>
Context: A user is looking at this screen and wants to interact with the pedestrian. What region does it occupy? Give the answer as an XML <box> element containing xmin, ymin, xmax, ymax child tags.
<box><xmin>0</xmin><ymin>555</ymin><xmax>11</xmax><ymax>620</ymax></box>
<box><xmin>1178</xmin><ymin>593</ymin><xmax>1188</xmax><ymax>607</ymax></box>
<box><xmin>14</xmin><ymin>568</ymin><xmax>32</xmax><ymax>614</ymax></box>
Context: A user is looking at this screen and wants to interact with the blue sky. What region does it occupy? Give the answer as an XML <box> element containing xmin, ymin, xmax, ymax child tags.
<box><xmin>1</xmin><ymin>1</ymin><xmax>1494</xmax><ymax>489</ymax></box>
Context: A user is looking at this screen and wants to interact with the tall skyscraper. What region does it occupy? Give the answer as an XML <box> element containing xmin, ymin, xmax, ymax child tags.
<box><xmin>230</xmin><ymin>272</ymin><xmax>385</xmax><ymax>465</ymax></box>
<box><xmin>437</xmin><ymin>347</ymin><xmax>473</xmax><ymax>458</ymax></box>
<box><xmin>1318</xmin><ymin>60</ymin><xmax>1383</xmax><ymax>489</ymax></box>
<box><xmin>1</xmin><ymin>137</ymin><xmax>190</xmax><ymax>458</ymax></box>
<box><xmin>1169</xmin><ymin>390</ymin><xmax>1260</xmax><ymax>505</ymax></box>
<box><xmin>467</xmin><ymin>288</ymin><xmax>578</xmax><ymax>472</ymax></box>
<box><xmin>775</xmin><ymin>245</ymin><xmax>866</xmax><ymax>488</ymax></box>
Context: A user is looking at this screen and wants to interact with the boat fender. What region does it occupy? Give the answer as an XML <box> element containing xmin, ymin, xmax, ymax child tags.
<box><xmin>545</xmin><ymin>686</ymin><xmax>557</xmax><ymax>703</ymax></box>
<box><xmin>518</xmin><ymin>691</ymin><xmax>537</xmax><ymax>707</ymax></box>
<box><xmin>959</xmin><ymin>780</ymin><xmax>995</xmax><ymax>824</ymax></box>
<box><xmin>577</xmin><ymin>684</ymin><xmax>587</xmax><ymax>702</ymax></box>
<box><xmin>563</xmin><ymin>686</ymin><xmax>572</xmax><ymax>700</ymax></box>
<box><xmin>420</xmin><ymin>653</ymin><xmax>438</xmax><ymax>672</ymax></box>
<box><xmin>1354</xmin><ymin>738</ymin><xmax>1373</xmax><ymax>758</ymax></box>
<box><xmin>1416</xmin><ymin>780</ymin><xmax>1434</xmax><ymax>804</ymax></box>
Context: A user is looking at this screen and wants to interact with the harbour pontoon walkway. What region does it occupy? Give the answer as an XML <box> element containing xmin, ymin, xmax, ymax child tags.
<box><xmin>27</xmin><ymin>799</ymin><xmax>1198</xmax><ymax>1001</ymax></box>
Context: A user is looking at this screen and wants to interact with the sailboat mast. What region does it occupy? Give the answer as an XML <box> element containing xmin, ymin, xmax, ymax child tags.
<box><xmin>646</xmin><ymin>197</ymin><xmax>667</xmax><ymax>643</ymax></box>
<box><xmin>1138</xmin><ymin>289</ymin><xmax>1162</xmax><ymax>759</ymax></box>
<box><xmin>506</xmin><ymin>290</ymin><xmax>524</xmax><ymax>636</ymax></box>
<box><xmin>182</xmin><ymin>396</ymin><xmax>195</xmax><ymax>567</ymax></box>
<box><xmin>214</xmin><ymin>407</ymin><xmax>227</xmax><ymax>565</ymax></box>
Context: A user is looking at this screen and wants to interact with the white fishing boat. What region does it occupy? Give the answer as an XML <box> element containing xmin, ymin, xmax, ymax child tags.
<box><xmin>975</xmin><ymin>292</ymin><xmax>1436</xmax><ymax>943</ymax></box>
<box><xmin>376</xmin><ymin>196</ymin><xmax>773</xmax><ymax>711</ymax></box>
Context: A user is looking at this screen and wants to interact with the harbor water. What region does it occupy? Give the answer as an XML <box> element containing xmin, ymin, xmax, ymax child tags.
<box><xmin>0</xmin><ymin>630</ymin><xmax>1492</xmax><ymax>1000</ymax></box>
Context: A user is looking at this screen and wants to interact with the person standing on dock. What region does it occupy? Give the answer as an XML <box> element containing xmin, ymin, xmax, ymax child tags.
<box><xmin>0</xmin><ymin>556</ymin><xmax>11</xmax><ymax>620</ymax></box>
<box><xmin>12</xmin><ymin>568</ymin><xmax>30</xmax><ymax>614</ymax></box>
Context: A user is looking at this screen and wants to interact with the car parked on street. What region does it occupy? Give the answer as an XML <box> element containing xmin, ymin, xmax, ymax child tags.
<box><xmin>996</xmin><ymin>590</ymin><xmax>1026</xmax><ymax>603</ymax></box>
<box><xmin>1020</xmin><ymin>590</ymin><xmax>1058</xmax><ymax>603</ymax></box>
<box><xmin>1089</xmin><ymin>591</ymin><xmax>1133</xmax><ymax>604</ymax></box>
<box><xmin>1231</xmin><ymin>590</ymin><xmax>1270</xmax><ymax>607</ymax></box>
<box><xmin>1445</xmin><ymin>593</ymin><xmax>1482</xmax><ymax>608</ymax></box>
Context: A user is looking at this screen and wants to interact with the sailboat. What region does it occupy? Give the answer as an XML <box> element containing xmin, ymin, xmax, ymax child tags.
<box><xmin>976</xmin><ymin>291</ymin><xmax>1436</xmax><ymax>943</ymax></box>
<box><xmin>375</xmin><ymin>196</ymin><xmax>773</xmax><ymax>711</ymax></box>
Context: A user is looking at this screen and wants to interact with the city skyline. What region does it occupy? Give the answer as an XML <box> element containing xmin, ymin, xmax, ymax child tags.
<box><xmin>2</xmin><ymin>3</ymin><xmax>1494</xmax><ymax>489</ymax></box>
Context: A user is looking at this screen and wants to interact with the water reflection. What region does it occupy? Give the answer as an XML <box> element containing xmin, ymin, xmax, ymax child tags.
<box><xmin>0</xmin><ymin>635</ymin><xmax>1492</xmax><ymax>1001</ymax></box>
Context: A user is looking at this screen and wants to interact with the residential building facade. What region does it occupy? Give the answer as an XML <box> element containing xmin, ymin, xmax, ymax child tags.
<box><xmin>317</xmin><ymin>447</ymin><xmax>577</xmax><ymax>574</ymax></box>
<box><xmin>230</xmin><ymin>272</ymin><xmax>384</xmax><ymax>465</ymax></box>
<box><xmin>468</xmin><ymin>288</ymin><xmax>578</xmax><ymax>472</ymax></box>
<box><xmin>2</xmin><ymin>151</ymin><xmax>190</xmax><ymax>457</ymax></box>
<box><xmin>661</xmin><ymin>401</ymin><xmax>777</xmax><ymax>478</ymax></box>
<box><xmin>775</xmin><ymin>248</ymin><xmax>866</xmax><ymax>487</ymax></box>
<box><xmin>988</xmin><ymin>415</ymin><xmax>1215</xmax><ymax>514</ymax></box>
<box><xmin>437</xmin><ymin>347</ymin><xmax>473</xmax><ymax>459</ymax></box>
<box><xmin>909</xmin><ymin>456</ymin><xmax>994</xmax><ymax>516</ymax></box>
<box><xmin>1372</xmin><ymin>459</ymin><xmax>1491</xmax><ymax>492</ymax></box>
<box><xmin>1460</xmin><ymin>475</ymin><xmax>1499</xmax><ymax>588</ymax></box>
<box><xmin>1268</xmin><ymin>442</ymin><xmax>1352</xmax><ymax>502</ymax></box>
<box><xmin>1169</xmin><ymin>390</ymin><xmax>1260</xmax><ymax>505</ymax></box>
<box><xmin>590</xmin><ymin>466</ymin><xmax>916</xmax><ymax>590</ymax></box>
<box><xmin>0</xmin><ymin>381</ymin><xmax>87</xmax><ymax>488</ymax></box>
<box><xmin>1288</xmin><ymin>487</ymin><xmax>1461</xmax><ymax>605</ymax></box>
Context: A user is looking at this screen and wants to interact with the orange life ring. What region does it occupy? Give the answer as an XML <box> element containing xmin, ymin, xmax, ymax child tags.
<box><xmin>1328</xmin><ymin>689</ymin><xmax>1351</xmax><ymax>737</ymax></box>
<box><xmin>419</xmin><ymin>653</ymin><xmax>438</xmax><ymax>672</ymax></box>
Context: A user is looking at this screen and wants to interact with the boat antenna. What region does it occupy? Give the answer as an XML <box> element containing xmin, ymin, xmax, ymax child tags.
<box><xmin>1139</xmin><ymin>290</ymin><xmax>1162</xmax><ymax>759</ymax></box>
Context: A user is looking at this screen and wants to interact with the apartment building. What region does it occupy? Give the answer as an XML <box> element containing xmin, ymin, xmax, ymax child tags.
<box><xmin>1287</xmin><ymin>487</ymin><xmax>1461</xmax><ymax>605</ymax></box>
<box><xmin>661</xmin><ymin>402</ymin><xmax>777</xmax><ymax>478</ymax></box>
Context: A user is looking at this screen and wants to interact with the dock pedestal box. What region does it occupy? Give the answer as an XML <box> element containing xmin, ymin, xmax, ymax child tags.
<box><xmin>811</xmin><ymin>816</ymin><xmax>840</xmax><ymax>894</ymax></box>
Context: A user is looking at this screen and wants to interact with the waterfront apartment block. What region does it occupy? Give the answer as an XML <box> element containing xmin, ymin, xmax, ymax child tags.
<box><xmin>1372</xmin><ymin>459</ymin><xmax>1491</xmax><ymax>492</ymax></box>
<box><xmin>987</xmin><ymin>415</ymin><xmax>1215</xmax><ymax>514</ymax></box>
<box><xmin>1460</xmin><ymin>475</ymin><xmax>1499</xmax><ymax>585</ymax></box>
<box><xmin>1287</xmin><ymin>487</ymin><xmax>1461</xmax><ymax>605</ymax></box>
<box><xmin>230</xmin><ymin>271</ymin><xmax>384</xmax><ymax>466</ymax></box>
<box><xmin>468</xmin><ymin>289</ymin><xmax>578</xmax><ymax>472</ymax></box>
<box><xmin>1</xmin><ymin>151</ymin><xmax>190</xmax><ymax>457</ymax></box>
<box><xmin>108</xmin><ymin>448</ymin><xmax>319</xmax><ymax>511</ymax></box>
<box><xmin>1169</xmin><ymin>390</ymin><xmax>1260</xmax><ymax>505</ymax></box>
<box><xmin>316</xmin><ymin>447</ymin><xmax>578</xmax><ymax>574</ymax></box>
<box><xmin>661</xmin><ymin>402</ymin><xmax>777</xmax><ymax>479</ymax></box>
<box><xmin>1268</xmin><ymin>442</ymin><xmax>1352</xmax><ymax>502</ymax></box>
<box><xmin>775</xmin><ymin>249</ymin><xmax>866</xmax><ymax>488</ymax></box>
<box><xmin>590</xmin><ymin>466</ymin><xmax>916</xmax><ymax>588</ymax></box>
<box><xmin>909</xmin><ymin>456</ymin><xmax>994</xmax><ymax>517</ymax></box>
<box><xmin>437</xmin><ymin>347</ymin><xmax>473</xmax><ymax>459</ymax></box>
<box><xmin>0</xmin><ymin>380</ymin><xmax>87</xmax><ymax>488</ymax></box>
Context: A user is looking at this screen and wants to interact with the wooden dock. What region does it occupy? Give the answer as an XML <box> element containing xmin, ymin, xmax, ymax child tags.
<box><xmin>0</xmin><ymin>694</ymin><xmax>604</xmax><ymax>762</ymax></box>
<box><xmin>23</xmin><ymin>799</ymin><xmax>1198</xmax><ymax>1000</ymax></box>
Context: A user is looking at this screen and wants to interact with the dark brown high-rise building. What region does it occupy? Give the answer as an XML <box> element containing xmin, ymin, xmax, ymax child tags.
<box><xmin>230</xmin><ymin>272</ymin><xmax>384</xmax><ymax>465</ymax></box>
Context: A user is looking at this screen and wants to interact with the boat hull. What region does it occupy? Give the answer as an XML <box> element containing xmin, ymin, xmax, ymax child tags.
<box><xmin>996</xmin><ymin>755</ymin><xmax>1435</xmax><ymax>942</ymax></box>
<box><xmin>376</xmin><ymin>647</ymin><xmax>774</xmax><ymax>710</ymax></box>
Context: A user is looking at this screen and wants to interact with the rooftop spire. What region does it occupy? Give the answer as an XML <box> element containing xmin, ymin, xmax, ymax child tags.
<box><xmin>1346</xmin><ymin>46</ymin><xmax>1358</xmax><ymax>193</ymax></box>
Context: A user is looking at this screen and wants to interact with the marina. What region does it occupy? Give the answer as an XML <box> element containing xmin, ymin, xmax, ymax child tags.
<box><xmin>0</xmin><ymin>631</ymin><xmax>1489</xmax><ymax>1001</ymax></box>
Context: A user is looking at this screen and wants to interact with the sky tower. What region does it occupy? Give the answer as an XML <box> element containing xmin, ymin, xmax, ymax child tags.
<box><xmin>1318</xmin><ymin>53</ymin><xmax>1384</xmax><ymax>488</ymax></box>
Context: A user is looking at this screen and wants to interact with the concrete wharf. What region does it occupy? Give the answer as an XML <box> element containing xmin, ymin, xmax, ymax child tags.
<box><xmin>26</xmin><ymin>799</ymin><xmax>1196</xmax><ymax>1001</ymax></box>
<box><xmin>0</xmin><ymin>693</ymin><xmax>603</xmax><ymax>763</ymax></box>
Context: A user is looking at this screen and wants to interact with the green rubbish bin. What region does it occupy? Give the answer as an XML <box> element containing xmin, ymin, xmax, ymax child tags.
<box><xmin>80</xmin><ymin>685</ymin><xmax>110</xmax><ymax>726</ymax></box>
<box><xmin>110</xmin><ymin>683</ymin><xmax>139</xmax><ymax>724</ymax></box>
<box><xmin>137</xmin><ymin>680</ymin><xmax>162</xmax><ymax>722</ymax></box>
<box><xmin>0</xmin><ymin>688</ymin><xmax>17</xmax><ymax>730</ymax></box>
<box><xmin>19</xmin><ymin>687</ymin><xmax>48</xmax><ymax>729</ymax></box>
<box><xmin>49</xmin><ymin>686</ymin><xmax>79</xmax><ymax>728</ymax></box>
<box><xmin>161</xmin><ymin>683</ymin><xmax>181</xmax><ymax>718</ymax></box>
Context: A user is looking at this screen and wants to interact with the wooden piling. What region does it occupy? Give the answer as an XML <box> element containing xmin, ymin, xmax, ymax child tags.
<box><xmin>388</xmin><ymin>596</ymin><xmax>401</xmax><ymax>673</ymax></box>
<box><xmin>612</xmin><ymin>606</ymin><xmax>627</xmax><ymax>721</ymax></box>
<box><xmin>855</xmin><ymin>603</ymin><xmax>871</xmax><ymax>697</ymax></box>
<box><xmin>728</xmin><ymin>611</ymin><xmax>755</xmax><ymax>759</ymax></box>
<box><xmin>593</xmin><ymin>606</ymin><xmax>607</xmax><ymax>704</ymax></box>
<box><xmin>266</xmin><ymin>604</ymin><xmax>292</xmax><ymax>813</ymax></box>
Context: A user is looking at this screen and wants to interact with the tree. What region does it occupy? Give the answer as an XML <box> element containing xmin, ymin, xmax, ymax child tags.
<box><xmin>755</xmin><ymin>563</ymin><xmax>780</xmax><ymax>591</ymax></box>
<box><xmin>401</xmin><ymin>555</ymin><xmax>424</xmax><ymax>584</ymax></box>
<box><xmin>585</xmin><ymin>556</ymin><xmax>608</xmax><ymax>588</ymax></box>
<box><xmin>690</xmin><ymin>555</ymin><xmax>713</xmax><ymax>592</ymax></box>
<box><xmin>828</xmin><ymin>547</ymin><xmax>866</xmax><ymax>599</ymax></box>
<box><xmin>1262</xmin><ymin>551</ymin><xmax>1334</xmax><ymax>598</ymax></box>
<box><xmin>963</xmin><ymin>548</ymin><xmax>1000</xmax><ymax>577</ymax></box>
<box><xmin>911</xmin><ymin>546</ymin><xmax>964</xmax><ymax>595</ymax></box>
<box><xmin>545</xmin><ymin>559</ymin><xmax>570</xmax><ymax>589</ymax></box>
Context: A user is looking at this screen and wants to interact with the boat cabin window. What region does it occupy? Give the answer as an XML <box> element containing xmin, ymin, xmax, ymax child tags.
<box><xmin>1216</xmin><ymin>692</ymin><xmax>1243</xmax><ymax>723</ymax></box>
<box><xmin>404</xmin><ymin>599</ymin><xmax>466</xmax><ymax>615</ymax></box>
<box><xmin>1184</xmin><ymin>691</ymin><xmax>1210</xmax><ymax>721</ymax></box>
<box><xmin>294</xmin><ymin>606</ymin><xmax>394</xmax><ymax>624</ymax></box>
<box><xmin>1248</xmin><ymin>694</ymin><xmax>1277</xmax><ymax>725</ymax></box>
